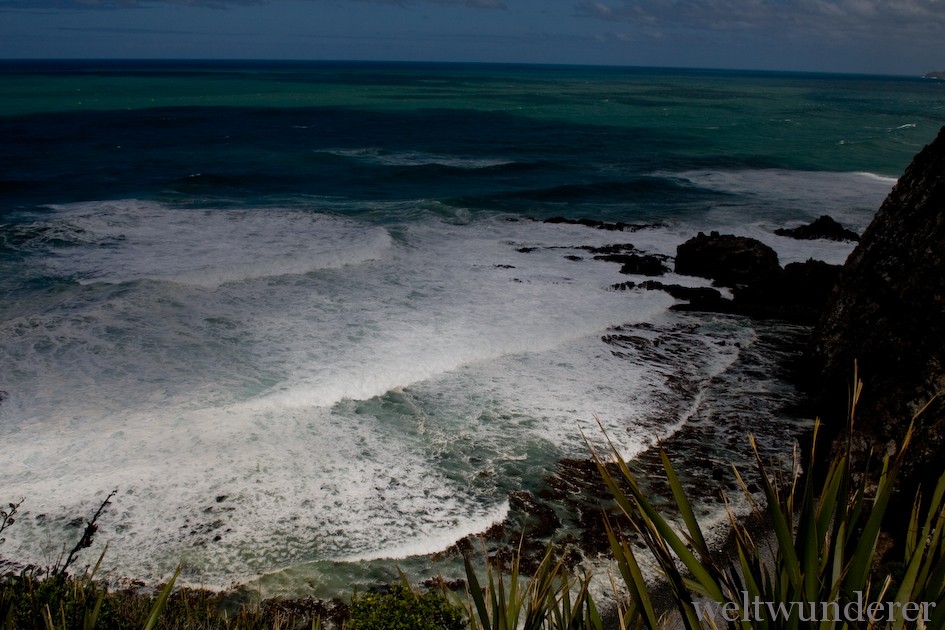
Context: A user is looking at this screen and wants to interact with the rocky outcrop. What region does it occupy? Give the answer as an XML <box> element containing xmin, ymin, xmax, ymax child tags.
<box><xmin>730</xmin><ymin>259</ymin><xmax>841</xmax><ymax>322</ymax></box>
<box><xmin>671</xmin><ymin>232</ymin><xmax>840</xmax><ymax>323</ymax></box>
<box><xmin>806</xmin><ymin>126</ymin><xmax>945</xmax><ymax>482</ymax></box>
<box><xmin>577</xmin><ymin>243</ymin><xmax>670</xmax><ymax>276</ymax></box>
<box><xmin>775</xmin><ymin>215</ymin><xmax>860</xmax><ymax>242</ymax></box>
<box><xmin>675</xmin><ymin>232</ymin><xmax>781</xmax><ymax>287</ymax></box>
<box><xmin>601</xmin><ymin>253</ymin><xmax>668</xmax><ymax>276</ymax></box>
<box><xmin>612</xmin><ymin>280</ymin><xmax>726</xmax><ymax>308</ymax></box>
<box><xmin>925</xmin><ymin>71</ymin><xmax>945</xmax><ymax>80</ymax></box>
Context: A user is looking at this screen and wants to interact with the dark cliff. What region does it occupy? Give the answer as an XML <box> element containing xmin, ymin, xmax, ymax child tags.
<box><xmin>807</xmin><ymin>126</ymin><xmax>945</xmax><ymax>480</ymax></box>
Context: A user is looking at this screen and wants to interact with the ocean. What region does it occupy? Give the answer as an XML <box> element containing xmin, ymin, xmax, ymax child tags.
<box><xmin>0</xmin><ymin>60</ymin><xmax>942</xmax><ymax>597</ymax></box>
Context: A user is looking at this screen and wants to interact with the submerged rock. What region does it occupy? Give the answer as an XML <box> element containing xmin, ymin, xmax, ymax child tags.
<box><xmin>775</xmin><ymin>215</ymin><xmax>860</xmax><ymax>242</ymax></box>
<box><xmin>542</xmin><ymin>216</ymin><xmax>658</xmax><ymax>232</ymax></box>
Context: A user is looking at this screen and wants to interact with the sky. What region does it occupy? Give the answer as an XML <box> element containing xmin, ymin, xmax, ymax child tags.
<box><xmin>0</xmin><ymin>0</ymin><xmax>943</xmax><ymax>75</ymax></box>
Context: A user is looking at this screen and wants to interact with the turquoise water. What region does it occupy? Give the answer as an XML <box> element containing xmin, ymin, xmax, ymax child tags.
<box><xmin>0</xmin><ymin>61</ymin><xmax>941</xmax><ymax>596</ymax></box>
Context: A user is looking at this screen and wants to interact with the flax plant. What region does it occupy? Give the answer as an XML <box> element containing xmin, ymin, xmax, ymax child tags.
<box><xmin>591</xmin><ymin>378</ymin><xmax>945</xmax><ymax>629</ymax></box>
<box><xmin>462</xmin><ymin>544</ymin><xmax>604</xmax><ymax>630</ymax></box>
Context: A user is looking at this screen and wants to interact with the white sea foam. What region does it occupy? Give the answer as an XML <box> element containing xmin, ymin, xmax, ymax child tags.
<box><xmin>0</xmin><ymin>403</ymin><xmax>513</xmax><ymax>584</ymax></box>
<box><xmin>854</xmin><ymin>171</ymin><xmax>899</xmax><ymax>184</ymax></box>
<box><xmin>652</xmin><ymin>168</ymin><xmax>896</xmax><ymax>265</ymax></box>
<box><xmin>0</xmin><ymin>194</ymin><xmax>842</xmax><ymax>588</ymax></box>
<box><xmin>665</xmin><ymin>168</ymin><xmax>892</xmax><ymax>233</ymax></box>
<box><xmin>338</xmin><ymin>501</ymin><xmax>512</xmax><ymax>563</ymax></box>
<box><xmin>1</xmin><ymin>201</ymin><xmax>729</xmax><ymax>587</ymax></box>
<box><xmin>30</xmin><ymin>200</ymin><xmax>392</xmax><ymax>287</ymax></box>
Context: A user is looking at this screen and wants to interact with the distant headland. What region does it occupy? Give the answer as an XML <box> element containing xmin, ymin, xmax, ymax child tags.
<box><xmin>925</xmin><ymin>70</ymin><xmax>945</xmax><ymax>79</ymax></box>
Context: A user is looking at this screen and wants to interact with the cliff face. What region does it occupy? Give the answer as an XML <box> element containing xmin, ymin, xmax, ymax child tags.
<box><xmin>808</xmin><ymin>126</ymin><xmax>945</xmax><ymax>477</ymax></box>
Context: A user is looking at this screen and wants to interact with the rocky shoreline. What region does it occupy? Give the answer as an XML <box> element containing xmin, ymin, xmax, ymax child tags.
<box><xmin>7</xmin><ymin>119</ymin><xmax>944</xmax><ymax>626</ymax></box>
<box><xmin>239</xmin><ymin>211</ymin><xmax>868</xmax><ymax>605</ymax></box>
<box><xmin>439</xmin><ymin>199</ymin><xmax>916</xmax><ymax>621</ymax></box>
<box><xmin>422</xmin><ymin>211</ymin><xmax>858</xmax><ymax>610</ymax></box>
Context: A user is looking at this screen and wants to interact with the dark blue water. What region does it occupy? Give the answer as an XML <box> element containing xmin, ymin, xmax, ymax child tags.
<box><xmin>2</xmin><ymin>61</ymin><xmax>939</xmax><ymax>213</ymax></box>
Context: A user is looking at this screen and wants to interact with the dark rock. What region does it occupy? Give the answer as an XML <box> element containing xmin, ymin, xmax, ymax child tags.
<box><xmin>594</xmin><ymin>253</ymin><xmax>668</xmax><ymax>276</ymax></box>
<box><xmin>675</xmin><ymin>232</ymin><xmax>781</xmax><ymax>287</ymax></box>
<box><xmin>610</xmin><ymin>279</ymin><xmax>726</xmax><ymax>306</ymax></box>
<box><xmin>643</xmin><ymin>261</ymin><xmax>838</xmax><ymax>323</ymax></box>
<box><xmin>730</xmin><ymin>259</ymin><xmax>841</xmax><ymax>322</ymax></box>
<box><xmin>539</xmin><ymin>458</ymin><xmax>625</xmax><ymax>556</ymax></box>
<box><xmin>582</xmin><ymin>243</ymin><xmax>639</xmax><ymax>255</ymax></box>
<box><xmin>635</xmin><ymin>281</ymin><xmax>727</xmax><ymax>310</ymax></box>
<box><xmin>925</xmin><ymin>71</ymin><xmax>945</xmax><ymax>79</ymax></box>
<box><xmin>774</xmin><ymin>215</ymin><xmax>860</xmax><ymax>242</ymax></box>
<box><xmin>586</xmin><ymin>242</ymin><xmax>668</xmax><ymax>275</ymax></box>
<box><xmin>563</xmin><ymin>255</ymin><xmax>583</xmax><ymax>261</ymax></box>
<box><xmin>543</xmin><ymin>216</ymin><xmax>659</xmax><ymax>232</ymax></box>
<box><xmin>806</xmin><ymin>126</ymin><xmax>945</xmax><ymax>486</ymax></box>
<box><xmin>639</xmin><ymin>281</ymin><xmax>722</xmax><ymax>303</ymax></box>
<box><xmin>507</xmin><ymin>490</ymin><xmax>560</xmax><ymax>539</ymax></box>
<box><xmin>618</xmin><ymin>254</ymin><xmax>668</xmax><ymax>276</ymax></box>
<box><xmin>670</xmin><ymin>231</ymin><xmax>840</xmax><ymax>322</ymax></box>
<box><xmin>781</xmin><ymin>260</ymin><xmax>842</xmax><ymax>309</ymax></box>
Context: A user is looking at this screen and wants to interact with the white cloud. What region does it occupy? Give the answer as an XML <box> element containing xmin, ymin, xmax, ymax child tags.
<box><xmin>575</xmin><ymin>0</ymin><xmax>945</xmax><ymax>37</ymax></box>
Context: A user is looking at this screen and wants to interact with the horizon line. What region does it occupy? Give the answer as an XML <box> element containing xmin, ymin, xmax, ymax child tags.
<box><xmin>0</xmin><ymin>57</ymin><xmax>928</xmax><ymax>79</ymax></box>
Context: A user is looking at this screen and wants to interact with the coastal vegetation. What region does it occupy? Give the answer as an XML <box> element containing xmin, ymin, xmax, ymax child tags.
<box><xmin>594</xmin><ymin>379</ymin><xmax>945</xmax><ymax>628</ymax></box>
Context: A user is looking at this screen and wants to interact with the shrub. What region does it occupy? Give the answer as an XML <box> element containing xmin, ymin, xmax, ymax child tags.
<box><xmin>0</xmin><ymin>500</ymin><xmax>22</xmax><ymax>546</ymax></box>
<box><xmin>348</xmin><ymin>583</ymin><xmax>465</xmax><ymax>630</ymax></box>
